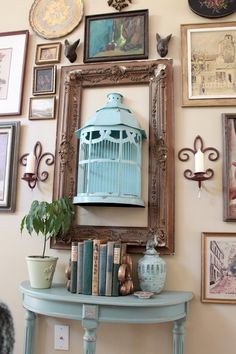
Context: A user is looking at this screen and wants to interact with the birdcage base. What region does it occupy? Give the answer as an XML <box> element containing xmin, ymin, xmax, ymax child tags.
<box><xmin>73</xmin><ymin>195</ymin><xmax>145</xmax><ymax>207</ymax></box>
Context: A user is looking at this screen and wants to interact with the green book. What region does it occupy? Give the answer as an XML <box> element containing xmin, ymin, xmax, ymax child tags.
<box><xmin>77</xmin><ymin>241</ymin><xmax>84</xmax><ymax>294</ymax></box>
<box><xmin>70</xmin><ymin>242</ymin><xmax>78</xmax><ymax>293</ymax></box>
<box><xmin>112</xmin><ymin>242</ymin><xmax>121</xmax><ymax>296</ymax></box>
<box><xmin>82</xmin><ymin>239</ymin><xmax>93</xmax><ymax>295</ymax></box>
<box><xmin>98</xmin><ymin>244</ymin><xmax>107</xmax><ymax>296</ymax></box>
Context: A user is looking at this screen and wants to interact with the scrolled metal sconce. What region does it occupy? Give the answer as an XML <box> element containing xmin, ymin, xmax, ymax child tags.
<box><xmin>19</xmin><ymin>141</ymin><xmax>55</xmax><ymax>189</ymax></box>
<box><xmin>178</xmin><ymin>135</ymin><xmax>220</xmax><ymax>192</ymax></box>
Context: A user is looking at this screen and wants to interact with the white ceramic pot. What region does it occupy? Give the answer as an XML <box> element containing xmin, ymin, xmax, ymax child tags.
<box><xmin>26</xmin><ymin>256</ymin><xmax>58</xmax><ymax>289</ymax></box>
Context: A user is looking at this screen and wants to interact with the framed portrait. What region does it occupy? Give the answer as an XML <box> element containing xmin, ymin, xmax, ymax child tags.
<box><xmin>222</xmin><ymin>113</ymin><xmax>236</xmax><ymax>220</ymax></box>
<box><xmin>83</xmin><ymin>9</ymin><xmax>148</xmax><ymax>63</ymax></box>
<box><xmin>35</xmin><ymin>42</ymin><xmax>61</xmax><ymax>64</ymax></box>
<box><xmin>29</xmin><ymin>96</ymin><xmax>56</xmax><ymax>120</ymax></box>
<box><xmin>181</xmin><ymin>22</ymin><xmax>236</xmax><ymax>107</ymax></box>
<box><xmin>0</xmin><ymin>30</ymin><xmax>29</xmax><ymax>116</ymax></box>
<box><xmin>33</xmin><ymin>65</ymin><xmax>56</xmax><ymax>95</ymax></box>
<box><xmin>0</xmin><ymin>122</ymin><xmax>20</xmax><ymax>212</ymax></box>
<box><xmin>202</xmin><ymin>232</ymin><xmax>236</xmax><ymax>304</ymax></box>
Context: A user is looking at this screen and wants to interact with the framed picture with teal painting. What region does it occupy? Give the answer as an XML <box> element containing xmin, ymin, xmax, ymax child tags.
<box><xmin>83</xmin><ymin>10</ymin><xmax>148</xmax><ymax>63</ymax></box>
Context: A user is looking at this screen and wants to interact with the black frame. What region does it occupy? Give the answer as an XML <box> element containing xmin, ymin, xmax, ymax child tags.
<box><xmin>33</xmin><ymin>65</ymin><xmax>56</xmax><ymax>95</ymax></box>
<box><xmin>84</xmin><ymin>9</ymin><xmax>149</xmax><ymax>63</ymax></box>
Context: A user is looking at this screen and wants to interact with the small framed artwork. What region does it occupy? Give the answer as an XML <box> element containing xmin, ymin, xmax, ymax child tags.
<box><xmin>202</xmin><ymin>232</ymin><xmax>236</xmax><ymax>304</ymax></box>
<box><xmin>0</xmin><ymin>30</ymin><xmax>29</xmax><ymax>116</ymax></box>
<box><xmin>0</xmin><ymin>121</ymin><xmax>20</xmax><ymax>212</ymax></box>
<box><xmin>29</xmin><ymin>96</ymin><xmax>56</xmax><ymax>120</ymax></box>
<box><xmin>181</xmin><ymin>22</ymin><xmax>236</xmax><ymax>107</ymax></box>
<box><xmin>33</xmin><ymin>65</ymin><xmax>56</xmax><ymax>95</ymax></box>
<box><xmin>84</xmin><ymin>9</ymin><xmax>148</xmax><ymax>63</ymax></box>
<box><xmin>35</xmin><ymin>42</ymin><xmax>61</xmax><ymax>64</ymax></box>
<box><xmin>222</xmin><ymin>113</ymin><xmax>236</xmax><ymax>221</ymax></box>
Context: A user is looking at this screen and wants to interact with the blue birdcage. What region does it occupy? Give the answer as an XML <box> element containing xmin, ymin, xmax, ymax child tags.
<box><xmin>73</xmin><ymin>93</ymin><xmax>146</xmax><ymax>207</ymax></box>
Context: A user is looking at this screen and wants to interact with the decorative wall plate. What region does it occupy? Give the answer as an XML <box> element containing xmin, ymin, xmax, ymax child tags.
<box><xmin>29</xmin><ymin>0</ymin><xmax>84</xmax><ymax>39</ymax></box>
<box><xmin>188</xmin><ymin>0</ymin><xmax>236</xmax><ymax>18</ymax></box>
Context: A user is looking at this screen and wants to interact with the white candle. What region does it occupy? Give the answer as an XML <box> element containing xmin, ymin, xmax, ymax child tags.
<box><xmin>26</xmin><ymin>152</ymin><xmax>35</xmax><ymax>174</ymax></box>
<box><xmin>194</xmin><ymin>149</ymin><xmax>204</xmax><ymax>173</ymax></box>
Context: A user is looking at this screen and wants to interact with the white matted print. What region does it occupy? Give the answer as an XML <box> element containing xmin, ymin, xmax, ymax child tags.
<box><xmin>0</xmin><ymin>30</ymin><xmax>29</xmax><ymax>115</ymax></box>
<box><xmin>29</xmin><ymin>96</ymin><xmax>56</xmax><ymax>120</ymax></box>
<box><xmin>202</xmin><ymin>232</ymin><xmax>236</xmax><ymax>303</ymax></box>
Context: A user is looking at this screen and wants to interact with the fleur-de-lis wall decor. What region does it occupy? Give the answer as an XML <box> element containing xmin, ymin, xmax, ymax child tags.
<box><xmin>107</xmin><ymin>0</ymin><xmax>132</xmax><ymax>11</ymax></box>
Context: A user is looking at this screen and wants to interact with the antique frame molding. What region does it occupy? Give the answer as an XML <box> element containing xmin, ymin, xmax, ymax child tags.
<box><xmin>52</xmin><ymin>59</ymin><xmax>174</xmax><ymax>254</ymax></box>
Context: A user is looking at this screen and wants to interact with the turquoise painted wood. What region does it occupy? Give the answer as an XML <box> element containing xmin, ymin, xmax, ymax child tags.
<box><xmin>20</xmin><ymin>281</ymin><xmax>193</xmax><ymax>354</ymax></box>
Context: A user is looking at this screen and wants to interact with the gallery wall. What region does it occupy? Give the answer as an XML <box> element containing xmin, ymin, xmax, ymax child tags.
<box><xmin>1</xmin><ymin>0</ymin><xmax>236</xmax><ymax>353</ymax></box>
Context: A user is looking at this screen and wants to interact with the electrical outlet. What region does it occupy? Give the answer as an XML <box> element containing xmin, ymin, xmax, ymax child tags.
<box><xmin>54</xmin><ymin>325</ymin><xmax>69</xmax><ymax>350</ymax></box>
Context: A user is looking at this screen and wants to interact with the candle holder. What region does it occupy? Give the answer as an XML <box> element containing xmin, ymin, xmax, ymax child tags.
<box><xmin>178</xmin><ymin>135</ymin><xmax>220</xmax><ymax>189</ymax></box>
<box><xmin>19</xmin><ymin>141</ymin><xmax>55</xmax><ymax>189</ymax></box>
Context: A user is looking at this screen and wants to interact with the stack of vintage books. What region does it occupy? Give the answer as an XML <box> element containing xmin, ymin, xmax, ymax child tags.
<box><xmin>68</xmin><ymin>240</ymin><xmax>128</xmax><ymax>296</ymax></box>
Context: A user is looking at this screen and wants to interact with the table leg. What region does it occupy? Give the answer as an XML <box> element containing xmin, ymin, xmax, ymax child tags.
<box><xmin>23</xmin><ymin>310</ymin><xmax>36</xmax><ymax>354</ymax></box>
<box><xmin>82</xmin><ymin>305</ymin><xmax>98</xmax><ymax>354</ymax></box>
<box><xmin>172</xmin><ymin>318</ymin><xmax>185</xmax><ymax>354</ymax></box>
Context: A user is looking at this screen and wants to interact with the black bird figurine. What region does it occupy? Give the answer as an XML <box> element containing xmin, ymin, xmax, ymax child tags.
<box><xmin>64</xmin><ymin>38</ymin><xmax>80</xmax><ymax>63</ymax></box>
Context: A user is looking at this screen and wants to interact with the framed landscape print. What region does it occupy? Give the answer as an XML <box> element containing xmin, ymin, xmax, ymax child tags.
<box><xmin>84</xmin><ymin>10</ymin><xmax>148</xmax><ymax>63</ymax></box>
<box><xmin>29</xmin><ymin>96</ymin><xmax>56</xmax><ymax>120</ymax></box>
<box><xmin>202</xmin><ymin>232</ymin><xmax>236</xmax><ymax>303</ymax></box>
<box><xmin>33</xmin><ymin>65</ymin><xmax>56</xmax><ymax>95</ymax></box>
<box><xmin>222</xmin><ymin>113</ymin><xmax>236</xmax><ymax>220</ymax></box>
<box><xmin>0</xmin><ymin>30</ymin><xmax>29</xmax><ymax>116</ymax></box>
<box><xmin>35</xmin><ymin>42</ymin><xmax>61</xmax><ymax>64</ymax></box>
<box><xmin>0</xmin><ymin>122</ymin><xmax>20</xmax><ymax>212</ymax></box>
<box><xmin>181</xmin><ymin>22</ymin><xmax>236</xmax><ymax>107</ymax></box>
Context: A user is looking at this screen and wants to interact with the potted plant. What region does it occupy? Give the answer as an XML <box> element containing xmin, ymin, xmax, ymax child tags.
<box><xmin>21</xmin><ymin>197</ymin><xmax>75</xmax><ymax>289</ymax></box>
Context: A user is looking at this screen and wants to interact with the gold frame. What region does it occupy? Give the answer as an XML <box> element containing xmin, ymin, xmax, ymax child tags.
<box><xmin>29</xmin><ymin>96</ymin><xmax>56</xmax><ymax>120</ymax></box>
<box><xmin>181</xmin><ymin>22</ymin><xmax>236</xmax><ymax>107</ymax></box>
<box><xmin>35</xmin><ymin>42</ymin><xmax>61</xmax><ymax>65</ymax></box>
<box><xmin>201</xmin><ymin>232</ymin><xmax>236</xmax><ymax>304</ymax></box>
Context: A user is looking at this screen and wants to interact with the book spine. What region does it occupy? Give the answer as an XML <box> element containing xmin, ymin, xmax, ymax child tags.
<box><xmin>92</xmin><ymin>239</ymin><xmax>100</xmax><ymax>296</ymax></box>
<box><xmin>70</xmin><ymin>242</ymin><xmax>78</xmax><ymax>293</ymax></box>
<box><xmin>77</xmin><ymin>242</ymin><xmax>84</xmax><ymax>294</ymax></box>
<box><xmin>98</xmin><ymin>244</ymin><xmax>107</xmax><ymax>296</ymax></box>
<box><xmin>82</xmin><ymin>239</ymin><xmax>93</xmax><ymax>295</ymax></box>
<box><xmin>105</xmin><ymin>241</ymin><xmax>115</xmax><ymax>296</ymax></box>
<box><xmin>112</xmin><ymin>242</ymin><xmax>121</xmax><ymax>296</ymax></box>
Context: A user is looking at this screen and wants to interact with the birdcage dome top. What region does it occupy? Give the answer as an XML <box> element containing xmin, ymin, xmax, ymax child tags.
<box><xmin>75</xmin><ymin>93</ymin><xmax>146</xmax><ymax>138</ymax></box>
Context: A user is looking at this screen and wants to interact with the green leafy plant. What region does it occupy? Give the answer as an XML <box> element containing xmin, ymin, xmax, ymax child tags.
<box><xmin>21</xmin><ymin>197</ymin><xmax>75</xmax><ymax>258</ymax></box>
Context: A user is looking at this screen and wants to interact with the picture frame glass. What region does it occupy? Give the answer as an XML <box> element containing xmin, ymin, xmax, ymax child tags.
<box><xmin>202</xmin><ymin>232</ymin><xmax>236</xmax><ymax>303</ymax></box>
<box><xmin>33</xmin><ymin>66</ymin><xmax>55</xmax><ymax>95</ymax></box>
<box><xmin>29</xmin><ymin>97</ymin><xmax>55</xmax><ymax>120</ymax></box>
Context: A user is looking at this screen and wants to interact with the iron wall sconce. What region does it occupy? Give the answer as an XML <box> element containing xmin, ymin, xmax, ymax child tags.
<box><xmin>178</xmin><ymin>135</ymin><xmax>220</xmax><ymax>191</ymax></box>
<box><xmin>19</xmin><ymin>141</ymin><xmax>55</xmax><ymax>189</ymax></box>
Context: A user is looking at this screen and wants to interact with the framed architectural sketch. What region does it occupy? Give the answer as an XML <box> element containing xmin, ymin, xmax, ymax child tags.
<box><xmin>0</xmin><ymin>30</ymin><xmax>29</xmax><ymax>116</ymax></box>
<box><xmin>84</xmin><ymin>10</ymin><xmax>148</xmax><ymax>63</ymax></box>
<box><xmin>0</xmin><ymin>122</ymin><xmax>20</xmax><ymax>212</ymax></box>
<box><xmin>222</xmin><ymin>113</ymin><xmax>236</xmax><ymax>220</ymax></box>
<box><xmin>181</xmin><ymin>22</ymin><xmax>236</xmax><ymax>107</ymax></box>
<box><xmin>202</xmin><ymin>232</ymin><xmax>236</xmax><ymax>303</ymax></box>
<box><xmin>35</xmin><ymin>42</ymin><xmax>61</xmax><ymax>64</ymax></box>
<box><xmin>32</xmin><ymin>65</ymin><xmax>56</xmax><ymax>95</ymax></box>
<box><xmin>29</xmin><ymin>96</ymin><xmax>56</xmax><ymax>120</ymax></box>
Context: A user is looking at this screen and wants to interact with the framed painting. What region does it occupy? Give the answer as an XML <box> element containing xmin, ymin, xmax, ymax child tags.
<box><xmin>0</xmin><ymin>122</ymin><xmax>20</xmax><ymax>212</ymax></box>
<box><xmin>222</xmin><ymin>113</ymin><xmax>236</xmax><ymax>220</ymax></box>
<box><xmin>29</xmin><ymin>96</ymin><xmax>56</xmax><ymax>120</ymax></box>
<box><xmin>202</xmin><ymin>232</ymin><xmax>236</xmax><ymax>303</ymax></box>
<box><xmin>35</xmin><ymin>42</ymin><xmax>61</xmax><ymax>64</ymax></box>
<box><xmin>0</xmin><ymin>30</ymin><xmax>29</xmax><ymax>116</ymax></box>
<box><xmin>51</xmin><ymin>59</ymin><xmax>174</xmax><ymax>255</ymax></box>
<box><xmin>181</xmin><ymin>22</ymin><xmax>236</xmax><ymax>107</ymax></box>
<box><xmin>32</xmin><ymin>65</ymin><xmax>56</xmax><ymax>95</ymax></box>
<box><xmin>83</xmin><ymin>9</ymin><xmax>148</xmax><ymax>63</ymax></box>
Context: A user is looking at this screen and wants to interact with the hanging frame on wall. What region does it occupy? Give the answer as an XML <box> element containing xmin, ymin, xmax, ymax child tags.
<box><xmin>52</xmin><ymin>59</ymin><xmax>174</xmax><ymax>254</ymax></box>
<box><xmin>188</xmin><ymin>0</ymin><xmax>236</xmax><ymax>18</ymax></box>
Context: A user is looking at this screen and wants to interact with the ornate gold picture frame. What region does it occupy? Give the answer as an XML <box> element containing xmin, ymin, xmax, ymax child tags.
<box><xmin>52</xmin><ymin>60</ymin><xmax>174</xmax><ymax>254</ymax></box>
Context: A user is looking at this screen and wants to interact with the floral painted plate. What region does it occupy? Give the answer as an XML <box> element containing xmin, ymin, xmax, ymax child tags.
<box><xmin>188</xmin><ymin>0</ymin><xmax>236</xmax><ymax>18</ymax></box>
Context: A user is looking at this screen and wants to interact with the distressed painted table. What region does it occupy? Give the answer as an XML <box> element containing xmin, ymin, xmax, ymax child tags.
<box><xmin>20</xmin><ymin>281</ymin><xmax>193</xmax><ymax>354</ymax></box>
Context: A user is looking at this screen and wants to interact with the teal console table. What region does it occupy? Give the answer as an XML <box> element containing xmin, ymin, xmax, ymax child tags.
<box><xmin>20</xmin><ymin>281</ymin><xmax>193</xmax><ymax>354</ymax></box>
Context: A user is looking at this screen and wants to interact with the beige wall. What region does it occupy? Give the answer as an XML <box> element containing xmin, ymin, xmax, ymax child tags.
<box><xmin>1</xmin><ymin>1</ymin><xmax>236</xmax><ymax>353</ymax></box>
